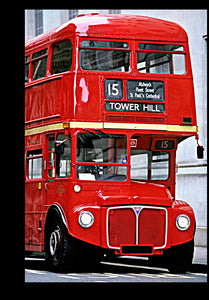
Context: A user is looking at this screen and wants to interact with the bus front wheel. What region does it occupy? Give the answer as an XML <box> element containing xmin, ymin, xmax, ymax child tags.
<box><xmin>165</xmin><ymin>239</ymin><xmax>194</xmax><ymax>273</ymax></box>
<box><xmin>45</xmin><ymin>221</ymin><xmax>75</xmax><ymax>272</ymax></box>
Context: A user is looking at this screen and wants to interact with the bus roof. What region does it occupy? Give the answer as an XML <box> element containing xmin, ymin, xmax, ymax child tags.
<box><xmin>25</xmin><ymin>14</ymin><xmax>188</xmax><ymax>50</ymax></box>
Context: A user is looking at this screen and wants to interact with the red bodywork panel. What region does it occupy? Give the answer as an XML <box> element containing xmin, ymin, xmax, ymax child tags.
<box><xmin>25</xmin><ymin>14</ymin><xmax>196</xmax><ymax>255</ymax></box>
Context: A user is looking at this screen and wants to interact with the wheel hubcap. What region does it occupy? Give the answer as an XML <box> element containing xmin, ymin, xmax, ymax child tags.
<box><xmin>49</xmin><ymin>227</ymin><xmax>61</xmax><ymax>256</ymax></box>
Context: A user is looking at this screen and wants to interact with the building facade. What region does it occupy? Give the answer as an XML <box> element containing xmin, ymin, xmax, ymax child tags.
<box><xmin>25</xmin><ymin>9</ymin><xmax>207</xmax><ymax>250</ymax></box>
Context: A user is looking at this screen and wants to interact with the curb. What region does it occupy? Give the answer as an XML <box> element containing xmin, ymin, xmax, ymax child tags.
<box><xmin>189</xmin><ymin>263</ymin><xmax>207</xmax><ymax>274</ymax></box>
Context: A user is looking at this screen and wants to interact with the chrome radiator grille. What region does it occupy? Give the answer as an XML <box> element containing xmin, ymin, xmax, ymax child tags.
<box><xmin>107</xmin><ymin>205</ymin><xmax>167</xmax><ymax>250</ymax></box>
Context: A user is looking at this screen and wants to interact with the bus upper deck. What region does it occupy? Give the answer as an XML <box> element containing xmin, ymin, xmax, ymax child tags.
<box><xmin>25</xmin><ymin>14</ymin><xmax>197</xmax><ymax>137</ymax></box>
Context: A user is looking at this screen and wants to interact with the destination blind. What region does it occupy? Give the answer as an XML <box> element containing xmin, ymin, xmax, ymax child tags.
<box><xmin>105</xmin><ymin>79</ymin><xmax>165</xmax><ymax>113</ymax></box>
<box><xmin>127</xmin><ymin>80</ymin><xmax>164</xmax><ymax>101</ymax></box>
<box><xmin>105</xmin><ymin>101</ymin><xmax>165</xmax><ymax>113</ymax></box>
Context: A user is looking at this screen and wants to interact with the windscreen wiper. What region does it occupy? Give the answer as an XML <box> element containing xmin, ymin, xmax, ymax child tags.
<box><xmin>95</xmin><ymin>129</ymin><xmax>121</xmax><ymax>138</ymax></box>
<box><xmin>95</xmin><ymin>129</ymin><xmax>112</xmax><ymax>137</ymax></box>
<box><xmin>83</xmin><ymin>128</ymin><xmax>121</xmax><ymax>138</ymax></box>
<box><xmin>83</xmin><ymin>128</ymin><xmax>101</xmax><ymax>137</ymax></box>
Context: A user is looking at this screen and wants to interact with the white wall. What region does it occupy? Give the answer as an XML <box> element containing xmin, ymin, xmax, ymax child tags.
<box><xmin>43</xmin><ymin>10</ymin><xmax>69</xmax><ymax>33</ymax></box>
<box><xmin>25</xmin><ymin>10</ymin><xmax>35</xmax><ymax>41</ymax></box>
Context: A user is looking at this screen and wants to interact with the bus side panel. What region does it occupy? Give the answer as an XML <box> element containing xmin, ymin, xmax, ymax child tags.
<box><xmin>45</xmin><ymin>78</ymin><xmax>62</xmax><ymax>118</ymax></box>
<box><xmin>72</xmin><ymin>74</ymin><xmax>102</xmax><ymax>122</ymax></box>
<box><xmin>167</xmin><ymin>78</ymin><xmax>196</xmax><ymax>126</ymax></box>
<box><xmin>62</xmin><ymin>74</ymin><xmax>76</xmax><ymax>120</ymax></box>
<box><xmin>25</xmin><ymin>85</ymin><xmax>44</xmax><ymax>122</ymax></box>
<box><xmin>25</xmin><ymin>78</ymin><xmax>62</xmax><ymax>122</ymax></box>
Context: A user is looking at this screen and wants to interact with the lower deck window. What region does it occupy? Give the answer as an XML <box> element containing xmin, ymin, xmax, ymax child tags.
<box><xmin>131</xmin><ymin>150</ymin><xmax>169</xmax><ymax>180</ymax></box>
<box><xmin>77</xmin><ymin>165</ymin><xmax>127</xmax><ymax>181</ymax></box>
<box><xmin>76</xmin><ymin>132</ymin><xmax>127</xmax><ymax>181</ymax></box>
<box><xmin>48</xmin><ymin>133</ymin><xmax>71</xmax><ymax>178</ymax></box>
<box><xmin>27</xmin><ymin>149</ymin><xmax>43</xmax><ymax>179</ymax></box>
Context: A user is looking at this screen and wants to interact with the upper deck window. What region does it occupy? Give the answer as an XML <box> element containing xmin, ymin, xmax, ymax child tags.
<box><xmin>25</xmin><ymin>55</ymin><xmax>30</xmax><ymax>83</ymax></box>
<box><xmin>51</xmin><ymin>40</ymin><xmax>73</xmax><ymax>74</ymax></box>
<box><xmin>32</xmin><ymin>49</ymin><xmax>48</xmax><ymax>80</ymax></box>
<box><xmin>81</xmin><ymin>40</ymin><xmax>129</xmax><ymax>48</ymax></box>
<box><xmin>138</xmin><ymin>44</ymin><xmax>184</xmax><ymax>52</ymax></box>
<box><xmin>137</xmin><ymin>43</ymin><xmax>185</xmax><ymax>75</ymax></box>
<box><xmin>80</xmin><ymin>40</ymin><xmax>130</xmax><ymax>72</ymax></box>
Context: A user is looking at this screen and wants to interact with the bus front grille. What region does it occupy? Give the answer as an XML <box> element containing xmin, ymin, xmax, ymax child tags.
<box><xmin>107</xmin><ymin>206</ymin><xmax>167</xmax><ymax>251</ymax></box>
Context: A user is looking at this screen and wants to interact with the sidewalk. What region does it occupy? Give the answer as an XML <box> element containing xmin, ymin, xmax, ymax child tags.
<box><xmin>193</xmin><ymin>246</ymin><xmax>207</xmax><ymax>265</ymax></box>
<box><xmin>191</xmin><ymin>246</ymin><xmax>207</xmax><ymax>273</ymax></box>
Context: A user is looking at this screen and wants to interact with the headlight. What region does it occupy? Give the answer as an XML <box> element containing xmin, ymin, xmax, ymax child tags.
<box><xmin>78</xmin><ymin>211</ymin><xmax>94</xmax><ymax>228</ymax></box>
<box><xmin>73</xmin><ymin>184</ymin><xmax>81</xmax><ymax>193</ymax></box>
<box><xmin>176</xmin><ymin>214</ymin><xmax>190</xmax><ymax>231</ymax></box>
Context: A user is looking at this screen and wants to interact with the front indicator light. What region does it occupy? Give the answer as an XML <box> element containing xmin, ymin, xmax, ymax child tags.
<box><xmin>78</xmin><ymin>211</ymin><xmax>94</xmax><ymax>228</ymax></box>
<box><xmin>176</xmin><ymin>214</ymin><xmax>190</xmax><ymax>231</ymax></box>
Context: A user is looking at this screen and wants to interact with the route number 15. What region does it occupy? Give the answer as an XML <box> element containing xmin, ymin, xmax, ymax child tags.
<box><xmin>108</xmin><ymin>83</ymin><xmax>119</xmax><ymax>96</ymax></box>
<box><xmin>155</xmin><ymin>140</ymin><xmax>175</xmax><ymax>150</ymax></box>
<box><xmin>161</xmin><ymin>141</ymin><xmax>169</xmax><ymax>148</ymax></box>
<box><xmin>105</xmin><ymin>79</ymin><xmax>123</xmax><ymax>99</ymax></box>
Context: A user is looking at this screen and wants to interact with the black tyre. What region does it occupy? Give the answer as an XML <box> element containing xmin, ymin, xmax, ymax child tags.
<box><xmin>45</xmin><ymin>221</ymin><xmax>76</xmax><ymax>272</ymax></box>
<box><xmin>165</xmin><ymin>239</ymin><xmax>194</xmax><ymax>273</ymax></box>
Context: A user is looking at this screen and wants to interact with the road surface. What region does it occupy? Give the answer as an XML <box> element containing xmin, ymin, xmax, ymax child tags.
<box><xmin>25</xmin><ymin>256</ymin><xmax>207</xmax><ymax>283</ymax></box>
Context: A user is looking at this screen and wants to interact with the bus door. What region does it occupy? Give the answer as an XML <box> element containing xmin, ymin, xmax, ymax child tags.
<box><xmin>45</xmin><ymin>134</ymin><xmax>56</xmax><ymax>206</ymax></box>
<box><xmin>25</xmin><ymin>147</ymin><xmax>45</xmax><ymax>250</ymax></box>
<box><xmin>45</xmin><ymin>132</ymin><xmax>71</xmax><ymax>206</ymax></box>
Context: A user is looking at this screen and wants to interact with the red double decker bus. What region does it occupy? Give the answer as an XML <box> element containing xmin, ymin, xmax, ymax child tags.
<box><xmin>25</xmin><ymin>14</ymin><xmax>203</xmax><ymax>272</ymax></box>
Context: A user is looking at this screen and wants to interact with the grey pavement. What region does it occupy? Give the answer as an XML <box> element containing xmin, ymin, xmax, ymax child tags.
<box><xmin>193</xmin><ymin>246</ymin><xmax>207</xmax><ymax>265</ymax></box>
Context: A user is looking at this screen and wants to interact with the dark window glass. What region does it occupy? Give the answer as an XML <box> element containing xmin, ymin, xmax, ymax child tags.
<box><xmin>32</xmin><ymin>49</ymin><xmax>48</xmax><ymax>80</ymax></box>
<box><xmin>81</xmin><ymin>40</ymin><xmax>128</xmax><ymax>48</ymax></box>
<box><xmin>137</xmin><ymin>44</ymin><xmax>185</xmax><ymax>75</ymax></box>
<box><xmin>80</xmin><ymin>50</ymin><xmax>129</xmax><ymax>72</ymax></box>
<box><xmin>51</xmin><ymin>40</ymin><xmax>73</xmax><ymax>74</ymax></box>
<box><xmin>76</xmin><ymin>133</ymin><xmax>127</xmax><ymax>181</ymax></box>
